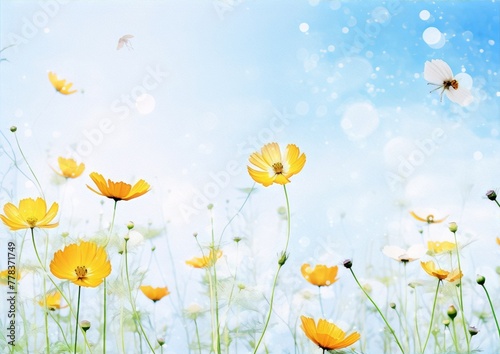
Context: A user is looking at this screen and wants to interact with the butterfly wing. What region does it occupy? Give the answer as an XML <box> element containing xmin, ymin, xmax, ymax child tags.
<box><xmin>424</xmin><ymin>59</ymin><xmax>453</xmax><ymax>85</ymax></box>
<box><xmin>445</xmin><ymin>85</ymin><xmax>473</xmax><ymax>106</ymax></box>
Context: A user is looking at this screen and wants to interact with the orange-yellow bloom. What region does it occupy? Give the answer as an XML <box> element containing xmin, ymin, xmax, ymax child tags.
<box><xmin>50</xmin><ymin>241</ymin><xmax>111</xmax><ymax>287</ymax></box>
<box><xmin>496</xmin><ymin>237</ymin><xmax>500</xmax><ymax>246</ymax></box>
<box><xmin>186</xmin><ymin>249</ymin><xmax>222</xmax><ymax>268</ymax></box>
<box><xmin>301</xmin><ymin>264</ymin><xmax>339</xmax><ymax>287</ymax></box>
<box><xmin>38</xmin><ymin>290</ymin><xmax>67</xmax><ymax>310</ymax></box>
<box><xmin>0</xmin><ymin>198</ymin><xmax>59</xmax><ymax>231</ymax></box>
<box><xmin>140</xmin><ymin>285</ymin><xmax>170</xmax><ymax>302</ymax></box>
<box><xmin>0</xmin><ymin>269</ymin><xmax>21</xmax><ymax>285</ymax></box>
<box><xmin>427</xmin><ymin>240</ymin><xmax>455</xmax><ymax>255</ymax></box>
<box><xmin>247</xmin><ymin>142</ymin><xmax>306</xmax><ymax>187</ymax></box>
<box><xmin>48</xmin><ymin>71</ymin><xmax>77</xmax><ymax>95</ymax></box>
<box><xmin>300</xmin><ymin>316</ymin><xmax>360</xmax><ymax>350</ymax></box>
<box><xmin>87</xmin><ymin>172</ymin><xmax>150</xmax><ymax>201</ymax></box>
<box><xmin>421</xmin><ymin>261</ymin><xmax>462</xmax><ymax>282</ymax></box>
<box><xmin>410</xmin><ymin>211</ymin><xmax>448</xmax><ymax>224</ymax></box>
<box><xmin>54</xmin><ymin>157</ymin><xmax>85</xmax><ymax>179</ymax></box>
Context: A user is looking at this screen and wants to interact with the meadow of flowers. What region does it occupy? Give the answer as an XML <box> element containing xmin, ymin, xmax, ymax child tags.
<box><xmin>1</xmin><ymin>94</ymin><xmax>500</xmax><ymax>353</ymax></box>
<box><xmin>1</xmin><ymin>2</ymin><xmax>500</xmax><ymax>353</ymax></box>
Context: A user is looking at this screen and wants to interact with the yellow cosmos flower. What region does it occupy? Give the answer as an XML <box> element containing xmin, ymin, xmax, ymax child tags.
<box><xmin>54</xmin><ymin>157</ymin><xmax>85</xmax><ymax>179</ymax></box>
<box><xmin>140</xmin><ymin>285</ymin><xmax>170</xmax><ymax>302</ymax></box>
<box><xmin>38</xmin><ymin>290</ymin><xmax>67</xmax><ymax>311</ymax></box>
<box><xmin>87</xmin><ymin>172</ymin><xmax>150</xmax><ymax>201</ymax></box>
<box><xmin>421</xmin><ymin>261</ymin><xmax>462</xmax><ymax>282</ymax></box>
<box><xmin>48</xmin><ymin>71</ymin><xmax>77</xmax><ymax>95</ymax></box>
<box><xmin>50</xmin><ymin>241</ymin><xmax>111</xmax><ymax>287</ymax></box>
<box><xmin>0</xmin><ymin>198</ymin><xmax>59</xmax><ymax>231</ymax></box>
<box><xmin>410</xmin><ymin>211</ymin><xmax>448</xmax><ymax>224</ymax></box>
<box><xmin>186</xmin><ymin>249</ymin><xmax>222</xmax><ymax>268</ymax></box>
<box><xmin>427</xmin><ymin>240</ymin><xmax>455</xmax><ymax>255</ymax></box>
<box><xmin>496</xmin><ymin>237</ymin><xmax>500</xmax><ymax>246</ymax></box>
<box><xmin>0</xmin><ymin>269</ymin><xmax>21</xmax><ymax>285</ymax></box>
<box><xmin>301</xmin><ymin>264</ymin><xmax>339</xmax><ymax>287</ymax></box>
<box><xmin>300</xmin><ymin>316</ymin><xmax>360</xmax><ymax>351</ymax></box>
<box><xmin>247</xmin><ymin>142</ymin><xmax>306</xmax><ymax>187</ymax></box>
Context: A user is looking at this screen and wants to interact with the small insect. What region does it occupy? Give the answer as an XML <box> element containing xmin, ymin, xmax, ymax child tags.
<box><xmin>117</xmin><ymin>34</ymin><xmax>134</xmax><ymax>50</ymax></box>
<box><xmin>423</xmin><ymin>59</ymin><xmax>473</xmax><ymax>106</ymax></box>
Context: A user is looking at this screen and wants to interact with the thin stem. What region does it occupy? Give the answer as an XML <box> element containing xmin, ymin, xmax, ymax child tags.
<box><xmin>349</xmin><ymin>267</ymin><xmax>405</xmax><ymax>353</ymax></box>
<box><xmin>253</xmin><ymin>185</ymin><xmax>291</xmax><ymax>353</ymax></box>
<box><xmin>318</xmin><ymin>287</ymin><xmax>325</xmax><ymax>317</ymax></box>
<box><xmin>413</xmin><ymin>289</ymin><xmax>422</xmax><ymax>353</ymax></box>
<box><xmin>74</xmin><ymin>286</ymin><xmax>82</xmax><ymax>354</ymax></box>
<box><xmin>12</xmin><ymin>131</ymin><xmax>45</xmax><ymax>199</ymax></box>
<box><xmin>125</xmin><ymin>239</ymin><xmax>156</xmax><ymax>353</ymax></box>
<box><xmin>209</xmin><ymin>209</ymin><xmax>221</xmax><ymax>354</ymax></box>
<box><xmin>452</xmin><ymin>231</ymin><xmax>470</xmax><ymax>351</ymax></box>
<box><xmin>103</xmin><ymin>279</ymin><xmax>107</xmax><ymax>354</ymax></box>
<box><xmin>422</xmin><ymin>280</ymin><xmax>440</xmax><ymax>353</ymax></box>
<box><xmin>451</xmin><ymin>319</ymin><xmax>460</xmax><ymax>354</ymax></box>
<box><xmin>194</xmin><ymin>318</ymin><xmax>202</xmax><ymax>354</ymax></box>
<box><xmin>480</xmin><ymin>284</ymin><xmax>500</xmax><ymax>339</ymax></box>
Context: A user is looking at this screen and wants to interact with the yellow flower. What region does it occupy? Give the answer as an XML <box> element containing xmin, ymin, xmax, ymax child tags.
<box><xmin>300</xmin><ymin>316</ymin><xmax>360</xmax><ymax>350</ymax></box>
<box><xmin>421</xmin><ymin>261</ymin><xmax>462</xmax><ymax>282</ymax></box>
<box><xmin>140</xmin><ymin>285</ymin><xmax>170</xmax><ymax>302</ymax></box>
<box><xmin>0</xmin><ymin>198</ymin><xmax>59</xmax><ymax>231</ymax></box>
<box><xmin>427</xmin><ymin>240</ymin><xmax>455</xmax><ymax>255</ymax></box>
<box><xmin>50</xmin><ymin>241</ymin><xmax>111</xmax><ymax>287</ymax></box>
<box><xmin>186</xmin><ymin>249</ymin><xmax>222</xmax><ymax>268</ymax></box>
<box><xmin>87</xmin><ymin>172</ymin><xmax>150</xmax><ymax>201</ymax></box>
<box><xmin>54</xmin><ymin>157</ymin><xmax>85</xmax><ymax>178</ymax></box>
<box><xmin>301</xmin><ymin>264</ymin><xmax>339</xmax><ymax>287</ymax></box>
<box><xmin>48</xmin><ymin>71</ymin><xmax>77</xmax><ymax>95</ymax></box>
<box><xmin>247</xmin><ymin>142</ymin><xmax>306</xmax><ymax>187</ymax></box>
<box><xmin>410</xmin><ymin>211</ymin><xmax>448</xmax><ymax>224</ymax></box>
<box><xmin>0</xmin><ymin>269</ymin><xmax>21</xmax><ymax>285</ymax></box>
<box><xmin>38</xmin><ymin>291</ymin><xmax>67</xmax><ymax>311</ymax></box>
<box><xmin>496</xmin><ymin>237</ymin><xmax>500</xmax><ymax>246</ymax></box>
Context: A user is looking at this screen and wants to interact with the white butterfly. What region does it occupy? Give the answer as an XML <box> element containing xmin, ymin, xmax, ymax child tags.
<box><xmin>117</xmin><ymin>34</ymin><xmax>134</xmax><ymax>50</ymax></box>
<box><xmin>424</xmin><ymin>59</ymin><xmax>473</xmax><ymax>106</ymax></box>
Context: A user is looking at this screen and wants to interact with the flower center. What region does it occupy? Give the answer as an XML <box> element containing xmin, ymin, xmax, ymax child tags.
<box><xmin>272</xmin><ymin>162</ymin><xmax>284</xmax><ymax>175</ymax></box>
<box><xmin>426</xmin><ymin>215</ymin><xmax>434</xmax><ymax>223</ymax></box>
<box><xmin>26</xmin><ymin>217</ymin><xmax>38</xmax><ymax>228</ymax></box>
<box><xmin>75</xmin><ymin>266</ymin><xmax>88</xmax><ymax>280</ymax></box>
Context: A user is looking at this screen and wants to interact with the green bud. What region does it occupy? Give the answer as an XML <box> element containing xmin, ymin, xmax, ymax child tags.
<box><xmin>469</xmin><ymin>326</ymin><xmax>479</xmax><ymax>337</ymax></box>
<box><xmin>486</xmin><ymin>190</ymin><xmax>497</xmax><ymax>201</ymax></box>
<box><xmin>476</xmin><ymin>274</ymin><xmax>486</xmax><ymax>285</ymax></box>
<box><xmin>448</xmin><ymin>222</ymin><xmax>458</xmax><ymax>233</ymax></box>
<box><xmin>343</xmin><ymin>259</ymin><xmax>353</xmax><ymax>269</ymax></box>
<box><xmin>80</xmin><ymin>320</ymin><xmax>91</xmax><ymax>332</ymax></box>
<box><xmin>443</xmin><ymin>319</ymin><xmax>450</xmax><ymax>327</ymax></box>
<box><xmin>127</xmin><ymin>221</ymin><xmax>134</xmax><ymax>230</ymax></box>
<box><xmin>389</xmin><ymin>302</ymin><xmax>396</xmax><ymax>309</ymax></box>
<box><xmin>10</xmin><ymin>126</ymin><xmax>17</xmax><ymax>132</ymax></box>
<box><xmin>278</xmin><ymin>252</ymin><xmax>288</xmax><ymax>266</ymax></box>
<box><xmin>447</xmin><ymin>305</ymin><xmax>457</xmax><ymax>320</ymax></box>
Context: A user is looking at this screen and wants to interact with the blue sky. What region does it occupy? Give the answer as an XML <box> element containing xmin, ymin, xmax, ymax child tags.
<box><xmin>1</xmin><ymin>0</ymin><xmax>500</xmax><ymax>352</ymax></box>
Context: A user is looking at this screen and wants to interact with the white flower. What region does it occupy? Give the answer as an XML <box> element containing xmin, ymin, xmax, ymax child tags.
<box><xmin>424</xmin><ymin>59</ymin><xmax>473</xmax><ymax>106</ymax></box>
<box><xmin>382</xmin><ymin>244</ymin><xmax>427</xmax><ymax>262</ymax></box>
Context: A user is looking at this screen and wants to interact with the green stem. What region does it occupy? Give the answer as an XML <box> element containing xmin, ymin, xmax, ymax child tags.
<box><xmin>452</xmin><ymin>231</ymin><xmax>470</xmax><ymax>351</ymax></box>
<box><xmin>74</xmin><ymin>286</ymin><xmax>81</xmax><ymax>354</ymax></box>
<box><xmin>480</xmin><ymin>284</ymin><xmax>500</xmax><ymax>340</ymax></box>
<box><xmin>50</xmin><ymin>311</ymin><xmax>71</xmax><ymax>351</ymax></box>
<box><xmin>209</xmin><ymin>210</ymin><xmax>221</xmax><ymax>354</ymax></box>
<box><xmin>349</xmin><ymin>267</ymin><xmax>405</xmax><ymax>354</ymax></box>
<box><xmin>451</xmin><ymin>319</ymin><xmax>460</xmax><ymax>354</ymax></box>
<box><xmin>318</xmin><ymin>286</ymin><xmax>325</xmax><ymax>317</ymax></box>
<box><xmin>125</xmin><ymin>239</ymin><xmax>156</xmax><ymax>353</ymax></box>
<box><xmin>12</xmin><ymin>131</ymin><xmax>45</xmax><ymax>199</ymax></box>
<box><xmin>194</xmin><ymin>318</ymin><xmax>202</xmax><ymax>354</ymax></box>
<box><xmin>103</xmin><ymin>279</ymin><xmax>107</xmax><ymax>353</ymax></box>
<box><xmin>253</xmin><ymin>185</ymin><xmax>291</xmax><ymax>353</ymax></box>
<box><xmin>422</xmin><ymin>280</ymin><xmax>440</xmax><ymax>353</ymax></box>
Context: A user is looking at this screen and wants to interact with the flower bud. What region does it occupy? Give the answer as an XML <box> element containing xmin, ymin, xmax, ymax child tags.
<box><xmin>389</xmin><ymin>302</ymin><xmax>396</xmax><ymax>309</ymax></box>
<box><xmin>476</xmin><ymin>275</ymin><xmax>486</xmax><ymax>285</ymax></box>
<box><xmin>233</xmin><ymin>236</ymin><xmax>242</xmax><ymax>243</ymax></box>
<box><xmin>443</xmin><ymin>319</ymin><xmax>450</xmax><ymax>327</ymax></box>
<box><xmin>127</xmin><ymin>221</ymin><xmax>134</xmax><ymax>230</ymax></box>
<box><xmin>468</xmin><ymin>326</ymin><xmax>479</xmax><ymax>337</ymax></box>
<box><xmin>447</xmin><ymin>305</ymin><xmax>457</xmax><ymax>320</ymax></box>
<box><xmin>10</xmin><ymin>126</ymin><xmax>17</xmax><ymax>132</ymax></box>
<box><xmin>207</xmin><ymin>203</ymin><xmax>214</xmax><ymax>210</ymax></box>
<box><xmin>486</xmin><ymin>190</ymin><xmax>497</xmax><ymax>201</ymax></box>
<box><xmin>343</xmin><ymin>259</ymin><xmax>353</xmax><ymax>269</ymax></box>
<box><xmin>278</xmin><ymin>252</ymin><xmax>288</xmax><ymax>266</ymax></box>
<box><xmin>448</xmin><ymin>222</ymin><xmax>458</xmax><ymax>233</ymax></box>
<box><xmin>157</xmin><ymin>337</ymin><xmax>165</xmax><ymax>346</ymax></box>
<box><xmin>80</xmin><ymin>320</ymin><xmax>91</xmax><ymax>332</ymax></box>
